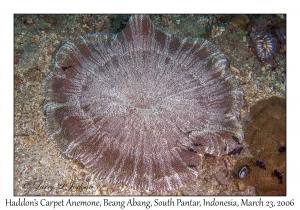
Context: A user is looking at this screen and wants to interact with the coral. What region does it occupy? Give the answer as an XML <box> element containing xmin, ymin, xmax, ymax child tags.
<box><xmin>229</xmin><ymin>15</ymin><xmax>250</xmax><ymax>35</ymax></box>
<box><xmin>246</xmin><ymin>96</ymin><xmax>286</xmax><ymax>156</ymax></box>
<box><xmin>250</xmin><ymin>31</ymin><xmax>277</xmax><ymax>62</ymax></box>
<box><xmin>42</xmin><ymin>15</ymin><xmax>243</xmax><ymax>192</ymax></box>
<box><xmin>234</xmin><ymin>96</ymin><xmax>286</xmax><ymax>195</ymax></box>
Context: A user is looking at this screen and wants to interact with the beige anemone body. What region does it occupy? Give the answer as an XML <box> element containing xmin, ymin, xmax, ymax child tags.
<box><xmin>42</xmin><ymin>15</ymin><xmax>243</xmax><ymax>192</ymax></box>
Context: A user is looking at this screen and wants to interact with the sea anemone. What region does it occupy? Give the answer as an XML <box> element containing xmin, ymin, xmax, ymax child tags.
<box><xmin>250</xmin><ymin>31</ymin><xmax>277</xmax><ymax>62</ymax></box>
<box><xmin>42</xmin><ymin>15</ymin><xmax>243</xmax><ymax>192</ymax></box>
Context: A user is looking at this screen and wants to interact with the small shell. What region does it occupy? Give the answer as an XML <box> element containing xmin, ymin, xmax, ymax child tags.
<box><xmin>188</xmin><ymin>147</ymin><xmax>197</xmax><ymax>153</ymax></box>
<box><xmin>227</xmin><ymin>147</ymin><xmax>243</xmax><ymax>155</ymax></box>
<box><xmin>274</xmin><ymin>169</ymin><xmax>283</xmax><ymax>183</ymax></box>
<box><xmin>256</xmin><ymin>160</ymin><xmax>266</xmax><ymax>170</ymax></box>
<box><xmin>232</xmin><ymin>135</ymin><xmax>239</xmax><ymax>143</ymax></box>
<box><xmin>211</xmin><ymin>25</ymin><xmax>225</xmax><ymax>38</ymax></box>
<box><xmin>279</xmin><ymin>146</ymin><xmax>286</xmax><ymax>152</ymax></box>
<box><xmin>238</xmin><ymin>165</ymin><xmax>249</xmax><ymax>179</ymax></box>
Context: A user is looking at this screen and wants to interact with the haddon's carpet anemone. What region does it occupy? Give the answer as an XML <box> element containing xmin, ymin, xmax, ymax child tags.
<box><xmin>43</xmin><ymin>15</ymin><xmax>244</xmax><ymax>192</ymax></box>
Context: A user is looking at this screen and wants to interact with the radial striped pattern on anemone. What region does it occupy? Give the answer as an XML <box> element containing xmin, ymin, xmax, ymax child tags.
<box><xmin>42</xmin><ymin>15</ymin><xmax>244</xmax><ymax>192</ymax></box>
<box><xmin>250</xmin><ymin>31</ymin><xmax>277</xmax><ymax>62</ymax></box>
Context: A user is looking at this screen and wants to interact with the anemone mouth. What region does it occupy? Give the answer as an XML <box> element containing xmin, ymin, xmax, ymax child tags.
<box><xmin>42</xmin><ymin>15</ymin><xmax>244</xmax><ymax>192</ymax></box>
<box><xmin>128</xmin><ymin>98</ymin><xmax>160</xmax><ymax>111</ymax></box>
